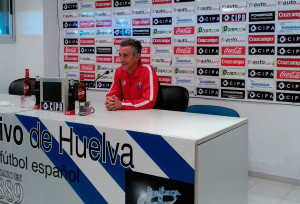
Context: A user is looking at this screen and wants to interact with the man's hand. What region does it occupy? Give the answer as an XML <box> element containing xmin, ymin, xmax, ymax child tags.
<box><xmin>105</xmin><ymin>95</ymin><xmax>122</xmax><ymax>111</ymax></box>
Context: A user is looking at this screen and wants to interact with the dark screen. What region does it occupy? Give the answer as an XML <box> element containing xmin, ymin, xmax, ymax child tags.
<box><xmin>43</xmin><ymin>82</ymin><xmax>62</xmax><ymax>102</ymax></box>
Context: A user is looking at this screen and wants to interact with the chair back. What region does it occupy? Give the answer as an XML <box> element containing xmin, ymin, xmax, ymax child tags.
<box><xmin>9</xmin><ymin>78</ymin><xmax>36</xmax><ymax>95</ymax></box>
<box><xmin>155</xmin><ymin>85</ymin><xmax>189</xmax><ymax>112</ymax></box>
<box><xmin>186</xmin><ymin>105</ymin><xmax>240</xmax><ymax>117</ymax></box>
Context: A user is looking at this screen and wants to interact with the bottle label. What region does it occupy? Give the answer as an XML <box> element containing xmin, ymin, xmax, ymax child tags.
<box><xmin>24</xmin><ymin>83</ymin><xmax>29</xmax><ymax>94</ymax></box>
<box><xmin>78</xmin><ymin>87</ymin><xmax>86</xmax><ymax>100</ymax></box>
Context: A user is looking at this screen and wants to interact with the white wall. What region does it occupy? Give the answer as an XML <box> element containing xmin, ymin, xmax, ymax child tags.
<box><xmin>0</xmin><ymin>0</ymin><xmax>44</xmax><ymax>94</ymax></box>
<box><xmin>1</xmin><ymin>0</ymin><xmax>300</xmax><ymax>182</ymax></box>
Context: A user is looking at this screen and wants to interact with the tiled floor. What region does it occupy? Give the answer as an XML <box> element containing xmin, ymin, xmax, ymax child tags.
<box><xmin>248</xmin><ymin>176</ymin><xmax>300</xmax><ymax>204</ymax></box>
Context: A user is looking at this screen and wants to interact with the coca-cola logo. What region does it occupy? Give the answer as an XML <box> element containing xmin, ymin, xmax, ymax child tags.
<box><xmin>174</xmin><ymin>26</ymin><xmax>194</xmax><ymax>35</ymax></box>
<box><xmin>174</xmin><ymin>46</ymin><xmax>194</xmax><ymax>55</ymax></box>
<box><xmin>64</xmin><ymin>47</ymin><xmax>78</xmax><ymax>54</ymax></box>
<box><xmin>277</xmin><ymin>70</ymin><xmax>300</xmax><ymax>80</ymax></box>
<box><xmin>222</xmin><ymin>46</ymin><xmax>246</xmax><ymax>55</ymax></box>
<box><xmin>80</xmin><ymin>64</ymin><xmax>95</xmax><ymax>72</ymax></box>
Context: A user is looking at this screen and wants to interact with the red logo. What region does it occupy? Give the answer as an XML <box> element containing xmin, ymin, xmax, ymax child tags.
<box><xmin>248</xmin><ymin>35</ymin><xmax>275</xmax><ymax>44</ymax></box>
<box><xmin>95</xmin><ymin>0</ymin><xmax>112</xmax><ymax>8</ymax></box>
<box><xmin>114</xmin><ymin>56</ymin><xmax>120</xmax><ymax>64</ymax></box>
<box><xmin>142</xmin><ymin>47</ymin><xmax>151</xmax><ymax>55</ymax></box>
<box><xmin>152</xmin><ymin>0</ymin><xmax>172</xmax><ymax>4</ymax></box>
<box><xmin>221</xmin><ymin>58</ymin><xmax>246</xmax><ymax>67</ymax></box>
<box><xmin>277</xmin><ymin>70</ymin><xmax>300</xmax><ymax>80</ymax></box>
<box><xmin>152</xmin><ymin>38</ymin><xmax>171</xmax><ymax>45</ymax></box>
<box><xmin>278</xmin><ymin>10</ymin><xmax>300</xmax><ymax>20</ymax></box>
<box><xmin>64</xmin><ymin>55</ymin><xmax>78</xmax><ymax>62</ymax></box>
<box><xmin>174</xmin><ymin>26</ymin><xmax>195</xmax><ymax>35</ymax></box>
<box><xmin>221</xmin><ymin>46</ymin><xmax>246</xmax><ymax>55</ymax></box>
<box><xmin>80</xmin><ymin>38</ymin><xmax>95</xmax><ymax>45</ymax></box>
<box><xmin>114</xmin><ymin>38</ymin><xmax>130</xmax><ymax>45</ymax></box>
<box><xmin>277</xmin><ymin>58</ymin><xmax>300</xmax><ymax>68</ymax></box>
<box><xmin>197</xmin><ymin>36</ymin><xmax>219</xmax><ymax>45</ymax></box>
<box><xmin>80</xmin><ymin>64</ymin><xmax>95</xmax><ymax>72</ymax></box>
<box><xmin>132</xmin><ymin>18</ymin><xmax>151</xmax><ymax>26</ymax></box>
<box><xmin>141</xmin><ymin>57</ymin><xmax>151</xmax><ymax>64</ymax></box>
<box><xmin>79</xmin><ymin>21</ymin><xmax>95</xmax><ymax>28</ymax></box>
<box><xmin>96</xmin><ymin>20</ymin><xmax>112</xmax><ymax>27</ymax></box>
<box><xmin>64</xmin><ymin>47</ymin><xmax>78</xmax><ymax>54</ymax></box>
<box><xmin>96</xmin><ymin>56</ymin><xmax>112</xmax><ymax>63</ymax></box>
<box><xmin>158</xmin><ymin>76</ymin><xmax>172</xmax><ymax>84</ymax></box>
<box><xmin>80</xmin><ymin>72</ymin><xmax>95</xmax><ymax>80</ymax></box>
<box><xmin>174</xmin><ymin>46</ymin><xmax>195</xmax><ymax>55</ymax></box>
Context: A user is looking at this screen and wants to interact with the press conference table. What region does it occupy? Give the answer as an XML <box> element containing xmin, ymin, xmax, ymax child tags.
<box><xmin>0</xmin><ymin>94</ymin><xmax>248</xmax><ymax>204</ymax></box>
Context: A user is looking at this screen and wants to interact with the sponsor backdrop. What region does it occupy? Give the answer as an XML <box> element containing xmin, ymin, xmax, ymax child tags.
<box><xmin>59</xmin><ymin>0</ymin><xmax>300</xmax><ymax>105</ymax></box>
<box><xmin>0</xmin><ymin>113</ymin><xmax>195</xmax><ymax>203</ymax></box>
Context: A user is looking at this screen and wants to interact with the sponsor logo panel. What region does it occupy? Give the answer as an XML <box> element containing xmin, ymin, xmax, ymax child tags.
<box><xmin>197</xmin><ymin>68</ymin><xmax>219</xmax><ymax>76</ymax></box>
<box><xmin>197</xmin><ymin>77</ymin><xmax>219</xmax><ymax>87</ymax></box>
<box><xmin>80</xmin><ymin>30</ymin><xmax>96</xmax><ymax>37</ymax></box>
<box><xmin>158</xmin><ymin>76</ymin><xmax>172</xmax><ymax>84</ymax></box>
<box><xmin>80</xmin><ymin>38</ymin><xmax>95</xmax><ymax>45</ymax></box>
<box><xmin>174</xmin><ymin>56</ymin><xmax>195</xmax><ymax>66</ymax></box>
<box><xmin>197</xmin><ymin>36</ymin><xmax>219</xmax><ymax>45</ymax></box>
<box><xmin>197</xmin><ymin>24</ymin><xmax>220</xmax><ymax>35</ymax></box>
<box><xmin>174</xmin><ymin>76</ymin><xmax>194</xmax><ymax>86</ymax></box>
<box><xmin>95</xmin><ymin>10</ymin><xmax>112</xmax><ymax>18</ymax></box>
<box><xmin>221</xmin><ymin>68</ymin><xmax>246</xmax><ymax>78</ymax></box>
<box><xmin>278</xmin><ymin>22</ymin><xmax>300</xmax><ymax>33</ymax></box>
<box><xmin>114</xmin><ymin>37</ymin><xmax>130</xmax><ymax>45</ymax></box>
<box><xmin>96</xmin><ymin>56</ymin><xmax>113</xmax><ymax>63</ymax></box>
<box><xmin>96</xmin><ymin>64</ymin><xmax>113</xmax><ymax>72</ymax></box>
<box><xmin>64</xmin><ymin>64</ymin><xmax>79</xmax><ymax>71</ymax></box>
<box><xmin>173</xmin><ymin>6</ymin><xmax>195</xmax><ymax>14</ymax></box>
<box><xmin>248</xmin><ymin>69</ymin><xmax>274</xmax><ymax>78</ymax></box>
<box><xmin>174</xmin><ymin>46</ymin><xmax>194</xmax><ymax>55</ymax></box>
<box><xmin>114</xmin><ymin>28</ymin><xmax>131</xmax><ymax>36</ymax></box>
<box><xmin>196</xmin><ymin>4</ymin><xmax>220</xmax><ymax>13</ymax></box>
<box><xmin>65</xmin><ymin>71</ymin><xmax>79</xmax><ymax>80</ymax></box>
<box><xmin>197</xmin><ymin>47</ymin><xmax>219</xmax><ymax>55</ymax></box>
<box><xmin>221</xmin><ymin>89</ymin><xmax>245</xmax><ymax>99</ymax></box>
<box><xmin>154</xmin><ymin>66</ymin><xmax>173</xmax><ymax>74</ymax></box>
<box><xmin>152</xmin><ymin>37</ymin><xmax>171</xmax><ymax>45</ymax></box>
<box><xmin>174</xmin><ymin>67</ymin><xmax>194</xmax><ymax>75</ymax></box>
<box><xmin>96</xmin><ymin>81</ymin><xmax>112</xmax><ymax>89</ymax></box>
<box><xmin>222</xmin><ymin>24</ymin><xmax>247</xmax><ymax>34</ymax></box>
<box><xmin>142</xmin><ymin>46</ymin><xmax>151</xmax><ymax>55</ymax></box>
<box><xmin>80</xmin><ymin>72</ymin><xmax>95</xmax><ymax>80</ymax></box>
<box><xmin>63</xmin><ymin>21</ymin><xmax>78</xmax><ymax>28</ymax></box>
<box><xmin>221</xmin><ymin>36</ymin><xmax>246</xmax><ymax>45</ymax></box>
<box><xmin>248</xmin><ymin>91</ymin><xmax>274</xmax><ymax>100</ymax></box>
<box><xmin>278</xmin><ymin>0</ymin><xmax>300</xmax><ymax>7</ymax></box>
<box><xmin>132</xmin><ymin>18</ymin><xmax>151</xmax><ymax>26</ymax></box>
<box><xmin>64</xmin><ymin>55</ymin><xmax>79</xmax><ymax>62</ymax></box>
<box><xmin>152</xmin><ymin>0</ymin><xmax>172</xmax><ymax>4</ymax></box>
<box><xmin>249</xmin><ymin>23</ymin><xmax>275</xmax><ymax>33</ymax></box>
<box><xmin>152</xmin><ymin>7</ymin><xmax>172</xmax><ymax>15</ymax></box>
<box><xmin>278</xmin><ymin>34</ymin><xmax>300</xmax><ymax>44</ymax></box>
<box><xmin>64</xmin><ymin>47</ymin><xmax>78</xmax><ymax>54</ymax></box>
<box><xmin>197</xmin><ymin>14</ymin><xmax>220</xmax><ymax>23</ymax></box>
<box><xmin>79</xmin><ymin>21</ymin><xmax>95</xmax><ymax>28</ymax></box>
<box><xmin>141</xmin><ymin>57</ymin><xmax>151</xmax><ymax>64</ymax></box>
<box><xmin>95</xmin><ymin>1</ymin><xmax>112</xmax><ymax>8</ymax></box>
<box><xmin>79</xmin><ymin>2</ymin><xmax>95</xmax><ymax>9</ymax></box>
<box><xmin>248</xmin><ymin>57</ymin><xmax>275</xmax><ymax>68</ymax></box>
<box><xmin>174</xmin><ymin>37</ymin><xmax>195</xmax><ymax>46</ymax></box>
<box><xmin>80</xmin><ymin>56</ymin><xmax>96</xmax><ymax>63</ymax></box>
<box><xmin>114</xmin><ymin>0</ymin><xmax>131</xmax><ymax>7</ymax></box>
<box><xmin>278</xmin><ymin>10</ymin><xmax>300</xmax><ymax>20</ymax></box>
<box><xmin>63</xmin><ymin>3</ymin><xmax>78</xmax><ymax>10</ymax></box>
<box><xmin>152</xmin><ymin>17</ymin><xmax>172</xmax><ymax>26</ymax></box>
<box><xmin>152</xmin><ymin>27</ymin><xmax>172</xmax><ymax>36</ymax></box>
<box><xmin>78</xmin><ymin>12</ymin><xmax>94</xmax><ymax>19</ymax></box>
<box><xmin>248</xmin><ymin>35</ymin><xmax>275</xmax><ymax>44</ymax></box>
<box><xmin>175</xmin><ymin>16</ymin><xmax>195</xmax><ymax>25</ymax></box>
<box><xmin>151</xmin><ymin>57</ymin><xmax>172</xmax><ymax>65</ymax></box>
<box><xmin>80</xmin><ymin>47</ymin><xmax>95</xmax><ymax>54</ymax></box>
<box><xmin>96</xmin><ymin>37</ymin><xmax>113</xmax><ymax>46</ymax></box>
<box><xmin>197</xmin><ymin>57</ymin><xmax>220</xmax><ymax>66</ymax></box>
<box><xmin>80</xmin><ymin>64</ymin><xmax>96</xmax><ymax>72</ymax></box>
<box><xmin>276</xmin><ymin>92</ymin><xmax>300</xmax><ymax>103</ymax></box>
<box><xmin>175</xmin><ymin>0</ymin><xmax>195</xmax><ymax>3</ymax></box>
<box><xmin>132</xmin><ymin>8</ymin><xmax>151</xmax><ymax>16</ymax></box>
<box><xmin>277</xmin><ymin>47</ymin><xmax>300</xmax><ymax>56</ymax></box>
<box><xmin>222</xmin><ymin>13</ymin><xmax>246</xmax><ymax>23</ymax></box>
<box><xmin>221</xmin><ymin>46</ymin><xmax>246</xmax><ymax>55</ymax></box>
<box><xmin>221</xmin><ymin>79</ymin><xmax>245</xmax><ymax>88</ymax></box>
<box><xmin>277</xmin><ymin>70</ymin><xmax>300</xmax><ymax>80</ymax></box>
<box><xmin>96</xmin><ymin>28</ymin><xmax>113</xmax><ymax>36</ymax></box>
<box><xmin>64</xmin><ymin>38</ymin><xmax>78</xmax><ymax>45</ymax></box>
<box><xmin>249</xmin><ymin>11</ymin><xmax>275</xmax><ymax>22</ymax></box>
<box><xmin>135</xmin><ymin>37</ymin><xmax>151</xmax><ymax>46</ymax></box>
<box><xmin>197</xmin><ymin>88</ymin><xmax>219</xmax><ymax>97</ymax></box>
<box><xmin>62</xmin><ymin>12</ymin><xmax>78</xmax><ymax>20</ymax></box>
<box><xmin>96</xmin><ymin>47</ymin><xmax>112</xmax><ymax>54</ymax></box>
<box><xmin>248</xmin><ymin>0</ymin><xmax>276</xmax><ymax>9</ymax></box>
<box><xmin>248</xmin><ymin>46</ymin><xmax>275</xmax><ymax>55</ymax></box>
<box><xmin>152</xmin><ymin>46</ymin><xmax>172</xmax><ymax>55</ymax></box>
<box><xmin>132</xmin><ymin>28</ymin><xmax>151</xmax><ymax>36</ymax></box>
<box><xmin>221</xmin><ymin>58</ymin><xmax>246</xmax><ymax>67</ymax></box>
<box><xmin>248</xmin><ymin>79</ymin><xmax>274</xmax><ymax>89</ymax></box>
<box><xmin>133</xmin><ymin>0</ymin><xmax>150</xmax><ymax>5</ymax></box>
<box><xmin>96</xmin><ymin>20</ymin><xmax>112</xmax><ymax>28</ymax></box>
<box><xmin>174</xmin><ymin>26</ymin><xmax>195</xmax><ymax>35</ymax></box>
<box><xmin>114</xmin><ymin>19</ymin><xmax>131</xmax><ymax>27</ymax></box>
<box><xmin>277</xmin><ymin>58</ymin><xmax>300</xmax><ymax>68</ymax></box>
<box><xmin>113</xmin><ymin>9</ymin><xmax>131</xmax><ymax>17</ymax></box>
<box><xmin>277</xmin><ymin>81</ymin><xmax>300</xmax><ymax>91</ymax></box>
<box><xmin>221</xmin><ymin>2</ymin><xmax>247</xmax><ymax>12</ymax></box>
<box><xmin>64</xmin><ymin>30</ymin><xmax>78</xmax><ymax>37</ymax></box>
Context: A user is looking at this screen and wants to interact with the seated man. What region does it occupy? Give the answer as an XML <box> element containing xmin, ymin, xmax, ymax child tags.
<box><xmin>105</xmin><ymin>39</ymin><xmax>159</xmax><ymax>111</ymax></box>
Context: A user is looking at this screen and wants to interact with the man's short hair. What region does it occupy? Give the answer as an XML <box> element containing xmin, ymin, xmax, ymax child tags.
<box><xmin>120</xmin><ymin>39</ymin><xmax>142</xmax><ymax>55</ymax></box>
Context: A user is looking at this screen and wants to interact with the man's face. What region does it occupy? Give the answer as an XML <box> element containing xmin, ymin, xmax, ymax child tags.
<box><xmin>119</xmin><ymin>46</ymin><xmax>140</xmax><ymax>73</ymax></box>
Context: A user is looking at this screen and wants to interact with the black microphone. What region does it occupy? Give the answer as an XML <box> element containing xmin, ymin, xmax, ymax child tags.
<box><xmin>86</xmin><ymin>70</ymin><xmax>111</xmax><ymax>90</ymax></box>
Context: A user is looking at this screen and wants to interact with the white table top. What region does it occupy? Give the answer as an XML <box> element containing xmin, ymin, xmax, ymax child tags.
<box><xmin>0</xmin><ymin>94</ymin><xmax>247</xmax><ymax>144</ymax></box>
